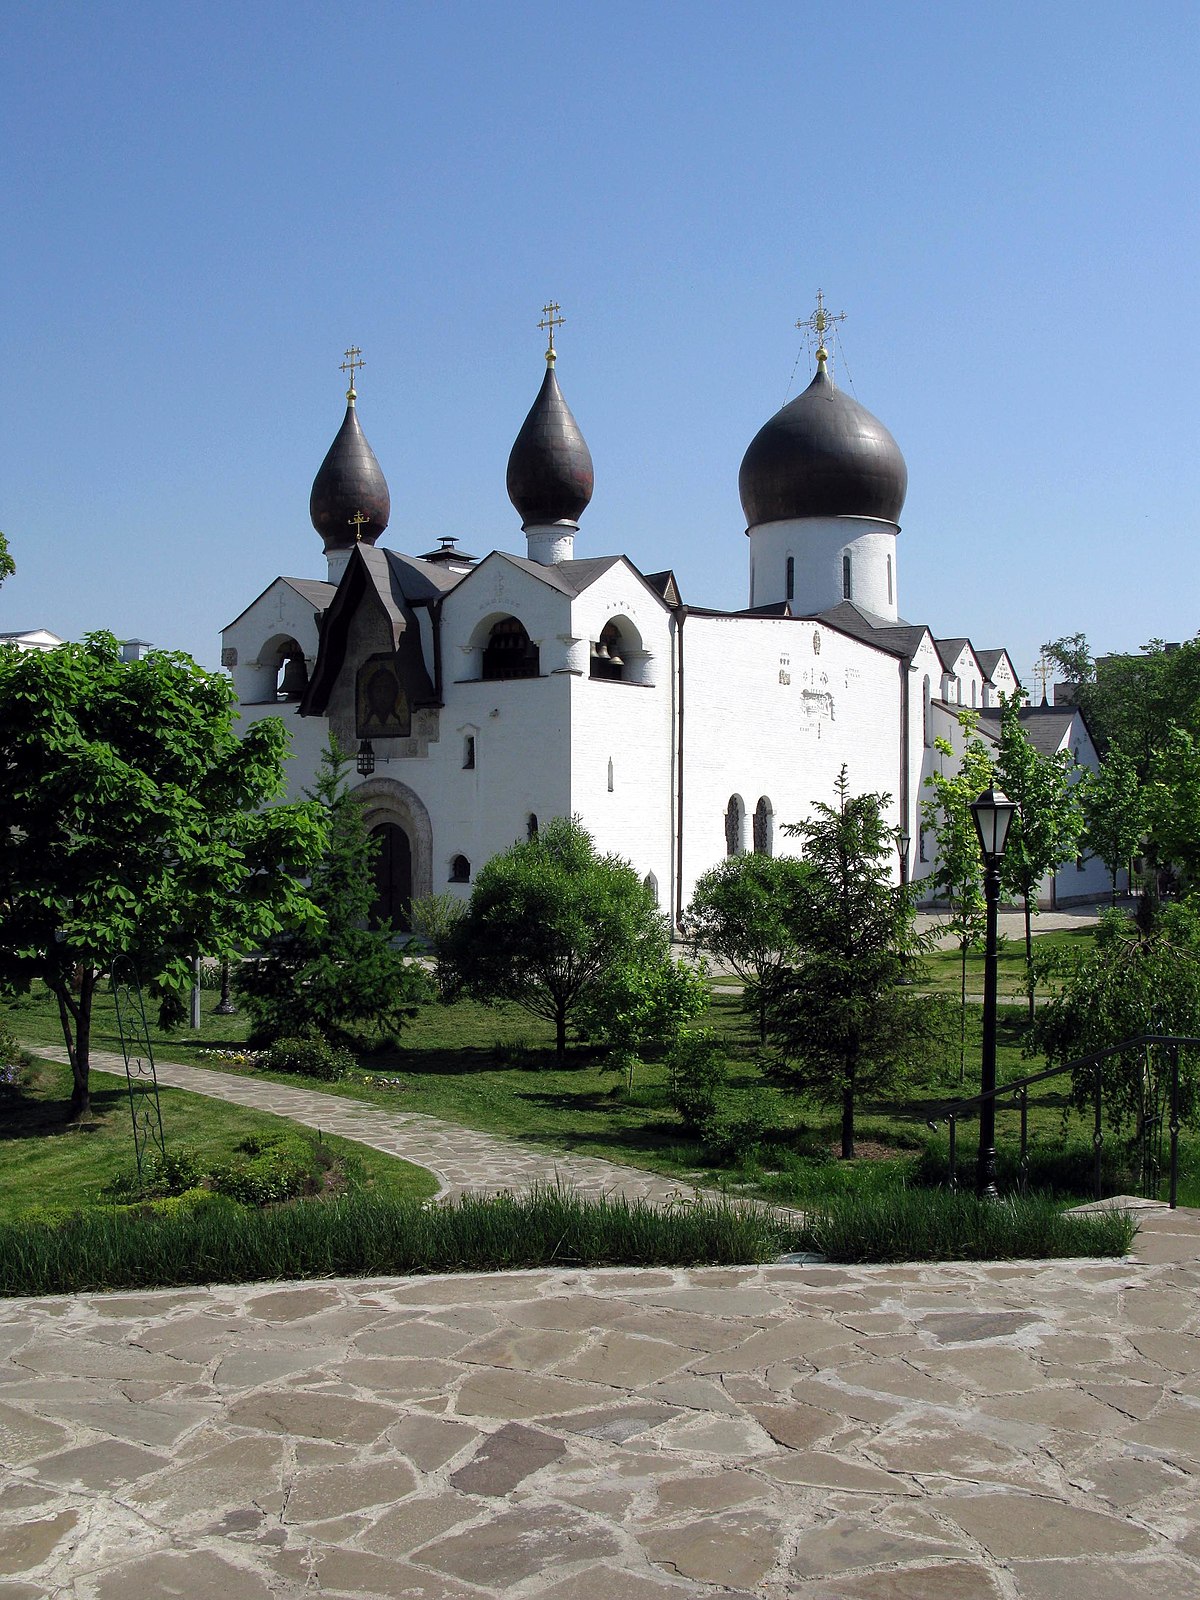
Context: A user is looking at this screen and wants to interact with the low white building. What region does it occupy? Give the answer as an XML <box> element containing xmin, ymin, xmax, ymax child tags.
<box><xmin>223</xmin><ymin>323</ymin><xmax>1085</xmax><ymax>927</ymax></box>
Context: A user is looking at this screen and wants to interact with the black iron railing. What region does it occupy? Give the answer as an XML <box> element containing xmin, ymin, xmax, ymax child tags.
<box><xmin>932</xmin><ymin>1034</ymin><xmax>1199</xmax><ymax>1208</ymax></box>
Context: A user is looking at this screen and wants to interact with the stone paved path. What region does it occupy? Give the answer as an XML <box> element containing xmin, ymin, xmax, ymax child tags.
<box><xmin>0</xmin><ymin>1207</ymin><xmax>1197</xmax><ymax>1597</ymax></box>
<box><xmin>29</xmin><ymin>1048</ymin><xmax>708</xmax><ymax>1207</ymax></box>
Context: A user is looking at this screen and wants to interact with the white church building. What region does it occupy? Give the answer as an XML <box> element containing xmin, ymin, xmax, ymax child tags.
<box><xmin>222</xmin><ymin>317</ymin><xmax>1110</xmax><ymax>928</ymax></box>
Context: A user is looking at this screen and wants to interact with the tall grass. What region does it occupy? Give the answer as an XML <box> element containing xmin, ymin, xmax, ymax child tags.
<box><xmin>0</xmin><ymin>1186</ymin><xmax>783</xmax><ymax>1298</ymax></box>
<box><xmin>806</xmin><ymin>1188</ymin><xmax>1137</xmax><ymax>1264</ymax></box>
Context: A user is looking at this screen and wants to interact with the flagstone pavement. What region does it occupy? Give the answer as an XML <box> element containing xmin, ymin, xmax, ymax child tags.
<box><xmin>5</xmin><ymin>1051</ymin><xmax>1199</xmax><ymax>1598</ymax></box>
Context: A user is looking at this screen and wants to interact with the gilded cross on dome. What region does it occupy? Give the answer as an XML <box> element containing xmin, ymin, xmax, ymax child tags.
<box><xmin>340</xmin><ymin>345</ymin><xmax>365</xmax><ymax>399</ymax></box>
<box><xmin>797</xmin><ymin>291</ymin><xmax>846</xmax><ymax>362</ymax></box>
<box><xmin>349</xmin><ymin>510</ymin><xmax>369</xmax><ymax>542</ymax></box>
<box><xmin>537</xmin><ymin>302</ymin><xmax>565</xmax><ymax>364</ymax></box>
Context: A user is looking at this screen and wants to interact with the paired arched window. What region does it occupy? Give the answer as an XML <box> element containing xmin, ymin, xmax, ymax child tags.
<box><xmin>481</xmin><ymin>617</ymin><xmax>539</xmax><ymax>680</ymax></box>
<box><xmin>725</xmin><ymin>795</ymin><xmax>745</xmax><ymax>856</ymax></box>
<box><xmin>753</xmin><ymin>797</ymin><xmax>774</xmax><ymax>856</ymax></box>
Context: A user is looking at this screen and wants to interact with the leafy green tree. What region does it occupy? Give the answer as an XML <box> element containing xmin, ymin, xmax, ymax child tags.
<box><xmin>1082</xmin><ymin>744</ymin><xmax>1145</xmax><ymax>902</ymax></box>
<box><xmin>1031</xmin><ymin>906</ymin><xmax>1200</xmax><ymax>1173</ymax></box>
<box><xmin>436</xmin><ymin>817</ymin><xmax>672</xmax><ymax>1066</ymax></box>
<box><xmin>580</xmin><ymin>955</ymin><xmax>710</xmax><ymax>1090</ymax></box>
<box><xmin>994</xmin><ymin>694</ymin><xmax>1086</xmax><ymax>1017</ymax></box>
<box><xmin>1042</xmin><ymin>632</ymin><xmax>1200</xmax><ymax>775</ymax></box>
<box><xmin>684</xmin><ymin>853</ymin><xmax>813</xmax><ymax>1041</ymax></box>
<box><xmin>1144</xmin><ymin>726</ymin><xmax>1200</xmax><ymax>891</ymax></box>
<box><xmin>921</xmin><ymin>711</ymin><xmax>995</xmax><ymax>1081</ymax></box>
<box><xmin>0</xmin><ymin>633</ymin><xmax>326</xmax><ymax>1118</ymax></box>
<box><xmin>0</xmin><ymin>532</ymin><xmax>13</xmax><ymax>587</ymax></box>
<box><xmin>236</xmin><ymin>738</ymin><xmax>433</xmax><ymax>1046</ymax></box>
<box><xmin>770</xmin><ymin>769</ymin><xmax>949</xmax><ymax>1159</ymax></box>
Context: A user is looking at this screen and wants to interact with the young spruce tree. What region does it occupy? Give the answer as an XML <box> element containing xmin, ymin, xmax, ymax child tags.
<box><xmin>236</xmin><ymin>738</ymin><xmax>431</xmax><ymax>1046</ymax></box>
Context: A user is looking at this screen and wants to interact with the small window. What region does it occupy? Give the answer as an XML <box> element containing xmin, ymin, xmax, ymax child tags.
<box><xmin>971</xmin><ymin>680</ymin><xmax>977</xmax><ymax>708</ymax></box>
<box><xmin>725</xmin><ymin>795</ymin><xmax>745</xmax><ymax>857</ymax></box>
<box><xmin>919</xmin><ymin>828</ymin><xmax>928</xmax><ymax>863</ymax></box>
<box><xmin>450</xmin><ymin>855</ymin><xmax>471</xmax><ymax>883</ymax></box>
<box><xmin>527</xmin><ymin>813</ymin><xmax>538</xmax><ymax>840</ymax></box>
<box><xmin>842</xmin><ymin>553</ymin><xmax>852</xmax><ymax>601</ymax></box>
<box><xmin>753</xmin><ymin>796</ymin><xmax>773</xmax><ymax>856</ymax></box>
<box><xmin>785</xmin><ymin>556</ymin><xmax>794</xmax><ymax>601</ymax></box>
<box><xmin>463</xmin><ymin>734</ymin><xmax>476</xmax><ymax>769</ymax></box>
<box><xmin>922</xmin><ymin>675</ymin><xmax>932</xmax><ymax>747</ymax></box>
<box><xmin>607</xmin><ymin>757</ymin><xmax>614</xmax><ymax>793</ymax></box>
<box><xmin>886</xmin><ymin>553</ymin><xmax>893</xmax><ymax>606</ymax></box>
<box><xmin>643</xmin><ymin>872</ymin><xmax>658</xmax><ymax>905</ymax></box>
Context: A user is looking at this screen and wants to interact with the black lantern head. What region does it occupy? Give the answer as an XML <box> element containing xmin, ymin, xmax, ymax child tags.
<box><xmin>971</xmin><ymin>787</ymin><xmax>1017</xmax><ymax>862</ymax></box>
<box><xmin>356</xmin><ymin>739</ymin><xmax>376</xmax><ymax>778</ymax></box>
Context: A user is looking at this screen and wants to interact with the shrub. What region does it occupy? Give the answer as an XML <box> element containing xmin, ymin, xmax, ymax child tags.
<box><xmin>263</xmin><ymin>1035</ymin><xmax>355</xmax><ymax>1082</ymax></box>
<box><xmin>666</xmin><ymin>1028</ymin><xmax>727</xmax><ymax>1130</ymax></box>
<box><xmin>209</xmin><ymin>1147</ymin><xmax>310</xmax><ymax>1206</ymax></box>
<box><xmin>701</xmin><ymin>1090</ymin><xmax>774</xmax><ymax>1164</ymax></box>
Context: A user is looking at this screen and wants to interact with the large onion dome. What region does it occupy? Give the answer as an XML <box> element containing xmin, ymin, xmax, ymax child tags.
<box><xmin>506</xmin><ymin>355</ymin><xmax>594</xmax><ymax>528</ymax></box>
<box><xmin>738</xmin><ymin>357</ymin><xmax>907</xmax><ymax>527</ymax></box>
<box><xmin>309</xmin><ymin>390</ymin><xmax>391</xmax><ymax>553</ymax></box>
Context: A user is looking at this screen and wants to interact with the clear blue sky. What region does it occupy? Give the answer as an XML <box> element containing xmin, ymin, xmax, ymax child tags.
<box><xmin>2</xmin><ymin>1</ymin><xmax>1195</xmax><ymax>685</ymax></box>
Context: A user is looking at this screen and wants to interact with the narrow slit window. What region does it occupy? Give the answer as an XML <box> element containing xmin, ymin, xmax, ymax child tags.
<box><xmin>842</xmin><ymin>553</ymin><xmax>852</xmax><ymax>601</ymax></box>
<box><xmin>463</xmin><ymin>734</ymin><xmax>476</xmax><ymax>769</ymax></box>
<box><xmin>785</xmin><ymin>556</ymin><xmax>794</xmax><ymax>600</ymax></box>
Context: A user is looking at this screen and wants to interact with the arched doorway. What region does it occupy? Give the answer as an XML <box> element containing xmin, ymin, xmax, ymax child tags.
<box><xmin>371</xmin><ymin>822</ymin><xmax>412</xmax><ymax>930</ymax></box>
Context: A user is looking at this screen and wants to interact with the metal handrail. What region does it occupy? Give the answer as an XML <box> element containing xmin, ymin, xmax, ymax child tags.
<box><xmin>932</xmin><ymin>1033</ymin><xmax>1199</xmax><ymax>1208</ymax></box>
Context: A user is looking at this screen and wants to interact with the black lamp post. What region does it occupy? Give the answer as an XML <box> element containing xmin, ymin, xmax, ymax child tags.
<box><xmin>970</xmin><ymin>787</ymin><xmax>1017</xmax><ymax>1199</ymax></box>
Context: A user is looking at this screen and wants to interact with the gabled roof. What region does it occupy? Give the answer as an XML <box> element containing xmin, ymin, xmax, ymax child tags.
<box><xmin>935</xmin><ymin>636</ymin><xmax>971</xmax><ymax>670</ymax></box>
<box><xmin>976</xmin><ymin>647</ymin><xmax>1016</xmax><ymax>681</ymax></box>
<box><xmin>977</xmin><ymin>704</ymin><xmax>1083</xmax><ymax>756</ymax></box>
<box><xmin>643</xmin><ymin>570</ymin><xmax>682</xmax><ymax>607</ymax></box>
<box><xmin>300</xmin><ymin>546</ymin><xmax>436</xmax><ymax>715</ymax></box>
<box><xmin>223</xmin><ymin>574</ymin><xmax>336</xmax><ymax>633</ymax></box>
<box><xmin>811</xmin><ymin>602</ymin><xmax>931</xmax><ymax>664</ymax></box>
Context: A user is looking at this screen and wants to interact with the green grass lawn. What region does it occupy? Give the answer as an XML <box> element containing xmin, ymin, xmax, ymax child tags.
<box><xmin>0</xmin><ymin>1057</ymin><xmax>438</xmax><ymax>1224</ymax></box>
<box><xmin>5</xmin><ymin>933</ymin><xmax>1195</xmax><ymax>1211</ymax></box>
<box><xmin>917</xmin><ymin>927</ymin><xmax>1094</xmax><ymax>998</ymax></box>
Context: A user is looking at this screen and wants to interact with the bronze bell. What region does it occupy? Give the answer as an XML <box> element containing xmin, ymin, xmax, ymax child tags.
<box><xmin>279</xmin><ymin>653</ymin><xmax>309</xmax><ymax>700</ymax></box>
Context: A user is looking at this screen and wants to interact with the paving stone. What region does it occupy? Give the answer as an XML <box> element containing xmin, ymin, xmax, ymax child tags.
<box><xmin>746</xmin><ymin>1402</ymin><xmax>838</xmax><ymax>1451</ymax></box>
<box><xmin>449</xmin><ymin>1421</ymin><xmax>565</xmax><ymax>1495</ymax></box>
<box><xmin>640</xmin><ymin>1509</ymin><xmax>784</xmax><ymax>1587</ymax></box>
<box><xmin>1120</xmin><ymin>1405</ymin><xmax>1200</xmax><ymax>1464</ymax></box>
<box><xmin>558</xmin><ymin>1331</ymin><xmax>692</xmax><ymax>1387</ymax></box>
<box><xmin>419</xmin><ymin>1503</ymin><xmax>621</xmax><ymax>1588</ymax></box>
<box><xmin>33</xmin><ymin>1438</ymin><xmax>168</xmax><ymax>1489</ymax></box>
<box><xmin>534</xmin><ymin>1569</ymin><xmax>696</xmax><ymax>1599</ymax></box>
<box><xmin>941</xmin><ymin>1490</ymin><xmax>1154</xmax><ymax>1557</ymax></box>
<box><xmin>337</xmin><ymin>1356</ymin><xmax>466</xmax><ymax>1395</ymax></box>
<box><xmin>225</xmin><ymin>1388</ymin><xmax>396</xmax><ymax>1442</ymax></box>
<box><xmin>0</xmin><ymin>1404</ymin><xmax>72</xmax><ymax>1465</ymax></box>
<box><xmin>128</xmin><ymin>1436</ymin><xmax>287</xmax><ymax>1518</ymax></box>
<box><xmin>244</xmin><ymin>1286</ymin><xmax>341</xmax><ymax>1321</ymax></box>
<box><xmin>1071</xmin><ymin>1454</ymin><xmax>1188</xmax><ymax>1506</ymax></box>
<box><xmin>457</xmin><ymin>1325</ymin><xmax>591</xmax><ymax>1371</ymax></box>
<box><xmin>213</xmin><ymin>1344</ymin><xmax>344</xmax><ymax>1391</ymax></box>
<box><xmin>651</xmin><ymin>1468</ymin><xmax>767</xmax><ymax>1515</ymax></box>
<box><xmin>357</xmin><ymin>1491</ymin><xmax>479</xmax><ymax>1558</ymax></box>
<box><xmin>45</xmin><ymin>1397</ymin><xmax>215</xmax><ymax>1447</ymax></box>
<box><xmin>0</xmin><ymin>1511</ymin><xmax>77</xmax><ymax>1578</ymax></box>
<box><xmin>790</xmin><ymin>1516</ymin><xmax>959</xmax><ymax>1577</ymax></box>
<box><xmin>353</xmin><ymin>1319</ymin><xmax>480</xmax><ymax>1358</ymax></box>
<box><xmin>694</xmin><ymin>1318</ymin><xmax>858</xmax><ymax>1373</ymax></box>
<box><xmin>811</xmin><ymin>1560</ymin><xmax>1004</xmax><ymax>1598</ymax></box>
<box><xmin>919</xmin><ymin>1310</ymin><xmax>1038</xmax><ymax>1343</ymax></box>
<box><xmin>283</xmin><ymin>1459</ymin><xmax>418</xmax><ymax>1522</ymax></box>
<box><xmin>1010</xmin><ymin>1556</ymin><xmax>1197</xmax><ymax>1600</ymax></box>
<box><xmin>762</xmin><ymin>1450</ymin><xmax>920</xmax><ymax>1494</ymax></box>
<box><xmin>649</xmin><ymin>1412</ymin><xmax>777</xmax><ymax>1456</ymax></box>
<box><xmin>453</xmin><ymin>1366</ymin><xmax>611</xmax><ymax>1420</ymax></box>
<box><xmin>384</xmin><ymin>1412</ymin><xmax>480</xmax><ymax>1469</ymax></box>
<box><xmin>1127</xmin><ymin>1329</ymin><xmax>1200</xmax><ymax>1371</ymax></box>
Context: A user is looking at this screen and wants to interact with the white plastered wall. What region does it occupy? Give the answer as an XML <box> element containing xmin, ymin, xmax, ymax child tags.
<box><xmin>747</xmin><ymin>516</ymin><xmax>900</xmax><ymax>618</ymax></box>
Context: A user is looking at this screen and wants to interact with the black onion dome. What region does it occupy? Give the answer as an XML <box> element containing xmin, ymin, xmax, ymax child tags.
<box><xmin>506</xmin><ymin>362</ymin><xmax>594</xmax><ymax>527</ymax></box>
<box><xmin>738</xmin><ymin>361</ymin><xmax>907</xmax><ymax>527</ymax></box>
<box><xmin>309</xmin><ymin>399</ymin><xmax>391</xmax><ymax>552</ymax></box>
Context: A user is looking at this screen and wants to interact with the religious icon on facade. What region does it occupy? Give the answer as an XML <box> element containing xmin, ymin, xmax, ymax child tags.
<box><xmin>356</xmin><ymin>654</ymin><xmax>411</xmax><ymax>738</ymax></box>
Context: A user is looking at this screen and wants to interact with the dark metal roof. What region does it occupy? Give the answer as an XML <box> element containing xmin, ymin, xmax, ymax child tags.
<box><xmin>223</xmin><ymin>575</ymin><xmax>336</xmax><ymax>633</ymax></box>
<box><xmin>300</xmin><ymin>546</ymin><xmax>436</xmax><ymax>716</ymax></box>
<box><xmin>309</xmin><ymin>399</ymin><xmax>391</xmax><ymax>553</ymax></box>
<box><xmin>977</xmin><ymin>705</ymin><xmax>1080</xmax><ymax>756</ymax></box>
<box><xmin>975</xmin><ymin>648</ymin><xmax>1013</xmax><ymax>679</ymax></box>
<box><xmin>506</xmin><ymin>363</ymin><xmax>594</xmax><ymax>529</ymax></box>
<box><xmin>643</xmin><ymin>569</ymin><xmax>682</xmax><ymax>606</ymax></box>
<box><xmin>738</xmin><ymin>361</ymin><xmax>907</xmax><ymax>527</ymax></box>
<box><xmin>935</xmin><ymin>637</ymin><xmax>972</xmax><ymax>671</ymax></box>
<box><xmin>810</xmin><ymin>601</ymin><xmax>930</xmax><ymax>663</ymax></box>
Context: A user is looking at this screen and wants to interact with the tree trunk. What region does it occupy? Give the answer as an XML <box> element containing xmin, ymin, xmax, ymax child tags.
<box><xmin>840</xmin><ymin>1081</ymin><xmax>856</xmax><ymax>1160</ymax></box>
<box><xmin>1024</xmin><ymin>893</ymin><xmax>1035</xmax><ymax>1023</ymax></box>
<box><xmin>555</xmin><ymin>1007</ymin><xmax>567</xmax><ymax>1067</ymax></box>
<box><xmin>959</xmin><ymin>934</ymin><xmax>968</xmax><ymax>1084</ymax></box>
<box><xmin>54</xmin><ymin>973</ymin><xmax>93</xmax><ymax>1121</ymax></box>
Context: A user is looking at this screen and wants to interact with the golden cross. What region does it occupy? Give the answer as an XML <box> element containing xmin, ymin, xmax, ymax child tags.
<box><xmin>349</xmin><ymin>510</ymin><xmax>369</xmax><ymax>542</ymax></box>
<box><xmin>340</xmin><ymin>345</ymin><xmax>365</xmax><ymax>397</ymax></box>
<box><xmin>1033</xmin><ymin>654</ymin><xmax>1054</xmax><ymax>705</ymax></box>
<box><xmin>537</xmin><ymin>302</ymin><xmax>565</xmax><ymax>361</ymax></box>
<box><xmin>796</xmin><ymin>290</ymin><xmax>846</xmax><ymax>360</ymax></box>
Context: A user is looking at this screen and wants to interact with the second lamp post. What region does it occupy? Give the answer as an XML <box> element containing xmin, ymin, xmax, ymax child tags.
<box><xmin>969</xmin><ymin>787</ymin><xmax>1017</xmax><ymax>1199</ymax></box>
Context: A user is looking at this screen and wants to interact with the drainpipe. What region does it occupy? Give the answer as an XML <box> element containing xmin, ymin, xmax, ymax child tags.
<box><xmin>674</xmin><ymin>607</ymin><xmax>688</xmax><ymax>930</ymax></box>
